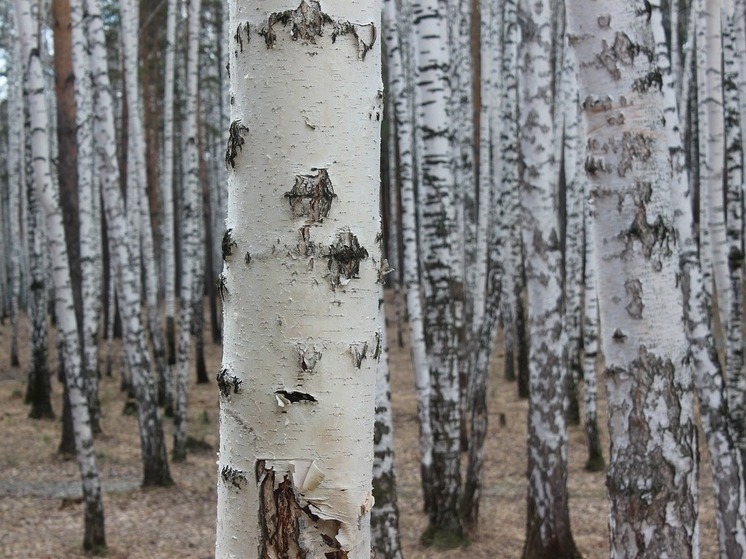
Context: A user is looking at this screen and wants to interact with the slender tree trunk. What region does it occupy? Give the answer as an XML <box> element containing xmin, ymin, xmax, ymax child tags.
<box><xmin>656</xmin><ymin>6</ymin><xmax>746</xmax><ymax>555</ymax></box>
<box><xmin>517</xmin><ymin>1</ymin><xmax>580</xmax><ymax>556</ymax></box>
<box><xmin>371</xmin><ymin>298</ymin><xmax>404</xmax><ymax>559</ymax></box>
<box><xmin>173</xmin><ymin>0</ymin><xmax>203</xmax><ymax>461</ymax></box>
<box><xmin>87</xmin><ymin>0</ymin><xmax>173</xmax><ymax>487</ymax></box>
<box><xmin>16</xmin><ymin>0</ymin><xmax>106</xmax><ymax>549</ymax></box>
<box><xmin>566</xmin><ymin>1</ymin><xmax>699</xmax><ymax>556</ymax></box>
<box><xmin>384</xmin><ymin>0</ymin><xmax>434</xmax><ymax>514</ymax></box>
<box><xmin>413</xmin><ymin>0</ymin><xmax>465</xmax><ymax>545</ymax></box>
<box><xmin>581</xmin><ymin>202</ymin><xmax>603</xmax><ymax>472</ymax></box>
<box><xmin>216</xmin><ymin>1</ymin><xmax>381</xmax><ymax>555</ymax></box>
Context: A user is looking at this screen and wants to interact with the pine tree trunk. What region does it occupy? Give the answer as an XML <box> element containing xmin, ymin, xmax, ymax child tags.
<box><xmin>216</xmin><ymin>2</ymin><xmax>382</xmax><ymax>555</ymax></box>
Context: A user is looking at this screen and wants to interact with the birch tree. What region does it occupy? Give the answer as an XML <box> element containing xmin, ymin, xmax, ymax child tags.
<box><xmin>215</xmin><ymin>1</ymin><xmax>381</xmax><ymax>556</ymax></box>
<box><xmin>87</xmin><ymin>0</ymin><xmax>173</xmax><ymax>487</ymax></box>
<box><xmin>654</xmin><ymin>4</ymin><xmax>746</xmax><ymax>554</ymax></box>
<box><xmin>413</xmin><ymin>0</ymin><xmax>465</xmax><ymax>544</ymax></box>
<box><xmin>383</xmin><ymin>0</ymin><xmax>434</xmax><ymax>513</ymax></box>
<box><xmin>15</xmin><ymin>0</ymin><xmax>106</xmax><ymax>548</ymax></box>
<box><xmin>517</xmin><ymin>0</ymin><xmax>580</xmax><ymax>556</ymax></box>
<box><xmin>173</xmin><ymin>0</ymin><xmax>202</xmax><ymax>462</ymax></box>
<box><xmin>566</xmin><ymin>1</ymin><xmax>699</xmax><ymax>556</ymax></box>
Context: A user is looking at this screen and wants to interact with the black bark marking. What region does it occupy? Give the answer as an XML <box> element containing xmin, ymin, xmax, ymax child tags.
<box><xmin>597</xmin><ymin>14</ymin><xmax>611</xmax><ymax>28</ymax></box>
<box><xmin>632</xmin><ymin>69</ymin><xmax>663</xmax><ymax>94</ymax></box>
<box><xmin>259</xmin><ymin>0</ymin><xmax>376</xmax><ymax>60</ymax></box>
<box><xmin>350</xmin><ymin>342</ymin><xmax>368</xmax><ymax>368</ymax></box>
<box><xmin>612</xmin><ymin>328</ymin><xmax>628</xmax><ymax>342</ymax></box>
<box><xmin>222</xmin><ymin>229</ymin><xmax>237</xmax><ymax>260</ymax></box>
<box><xmin>234</xmin><ymin>22</ymin><xmax>250</xmax><ymax>53</ymax></box>
<box><xmin>618</xmin><ymin>132</ymin><xmax>654</xmax><ymax>177</ymax></box>
<box><xmin>221</xmin><ymin>465</ymin><xmax>247</xmax><ymax>489</ymax></box>
<box><xmin>245</xmin><ymin>252</ymin><xmax>252</xmax><ymax>265</ymax></box>
<box><xmin>624</xmin><ymin>279</ymin><xmax>644</xmax><ymax>319</ymax></box>
<box><xmin>217</xmin><ymin>368</ymin><xmax>242</xmax><ymax>397</ymax></box>
<box><xmin>275</xmin><ymin>390</ymin><xmax>318</xmax><ymax>403</ymax></box>
<box><xmin>373</xmin><ymin>331</ymin><xmax>381</xmax><ymax>360</ymax></box>
<box><xmin>326</xmin><ymin>229</ymin><xmax>368</xmax><ymax>288</ymax></box>
<box><xmin>285</xmin><ymin>169</ymin><xmax>336</xmax><ymax>221</ymax></box>
<box><xmin>596</xmin><ymin>32</ymin><xmax>649</xmax><ymax>79</ymax></box>
<box><xmin>217</xmin><ymin>272</ymin><xmax>229</xmax><ymax>301</ymax></box>
<box><xmin>225</xmin><ymin>120</ymin><xmax>249</xmax><ymax>169</ymax></box>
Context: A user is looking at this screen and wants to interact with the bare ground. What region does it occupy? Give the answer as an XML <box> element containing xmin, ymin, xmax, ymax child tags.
<box><xmin>0</xmin><ymin>299</ymin><xmax>718</xmax><ymax>558</ymax></box>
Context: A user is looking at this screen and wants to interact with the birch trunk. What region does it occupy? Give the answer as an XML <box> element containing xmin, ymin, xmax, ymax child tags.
<box><xmin>173</xmin><ymin>0</ymin><xmax>202</xmax><ymax>461</ymax></box>
<box><xmin>383</xmin><ymin>0</ymin><xmax>434</xmax><ymax>514</ymax></box>
<box><xmin>216</xmin><ymin>1</ymin><xmax>381</xmax><ymax>556</ymax></box>
<box><xmin>72</xmin><ymin>0</ymin><xmax>103</xmax><ymax>434</ymax></box>
<box><xmin>87</xmin><ymin>0</ymin><xmax>173</xmax><ymax>487</ymax></box>
<box><xmin>581</xmin><ymin>201</ymin><xmax>604</xmax><ymax>472</ymax></box>
<box><xmin>162</xmin><ymin>0</ymin><xmax>178</xmax><ymax>369</ymax></box>
<box><xmin>517</xmin><ymin>1</ymin><xmax>579</xmax><ymax>556</ymax></box>
<box><xmin>15</xmin><ymin>0</ymin><xmax>106</xmax><ymax>549</ymax></box>
<box><xmin>723</xmin><ymin>3</ymin><xmax>746</xmax><ymax>476</ymax></box>
<box><xmin>566</xmin><ymin>1</ymin><xmax>699</xmax><ymax>556</ymax></box>
<box><xmin>413</xmin><ymin>0</ymin><xmax>465</xmax><ymax>544</ymax></box>
<box><xmin>371</xmin><ymin>298</ymin><xmax>404</xmax><ymax>559</ymax></box>
<box><xmin>667</xmin><ymin>6</ymin><xmax>746</xmax><ymax>555</ymax></box>
<box><xmin>696</xmin><ymin>0</ymin><xmax>728</xmax><ymax>335</ymax></box>
<box><xmin>463</xmin><ymin>0</ymin><xmax>499</xmax><ymax>527</ymax></box>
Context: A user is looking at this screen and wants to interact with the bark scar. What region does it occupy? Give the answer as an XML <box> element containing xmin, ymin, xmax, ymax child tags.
<box><xmin>259</xmin><ymin>0</ymin><xmax>376</xmax><ymax>60</ymax></box>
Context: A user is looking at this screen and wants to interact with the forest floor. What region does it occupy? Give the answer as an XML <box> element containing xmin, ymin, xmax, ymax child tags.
<box><xmin>0</xmin><ymin>295</ymin><xmax>719</xmax><ymax>558</ymax></box>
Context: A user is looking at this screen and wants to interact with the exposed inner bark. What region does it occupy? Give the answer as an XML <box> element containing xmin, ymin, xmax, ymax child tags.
<box><xmin>256</xmin><ymin>460</ymin><xmax>347</xmax><ymax>558</ymax></box>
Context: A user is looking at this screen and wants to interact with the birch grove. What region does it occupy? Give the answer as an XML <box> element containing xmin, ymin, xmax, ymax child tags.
<box><xmin>10</xmin><ymin>0</ymin><xmax>746</xmax><ymax>555</ymax></box>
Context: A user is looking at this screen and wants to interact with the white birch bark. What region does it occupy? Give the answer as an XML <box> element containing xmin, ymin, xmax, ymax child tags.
<box><xmin>383</xmin><ymin>0</ymin><xmax>434</xmax><ymax>514</ymax></box>
<box><xmin>581</xmin><ymin>202</ymin><xmax>604</xmax><ymax>472</ymax></box>
<box><xmin>15</xmin><ymin>0</ymin><xmax>106</xmax><ymax>548</ymax></box>
<box><xmin>517</xmin><ymin>1</ymin><xmax>579</xmax><ymax>555</ymax></box>
<box><xmin>561</xmin><ymin>45</ymin><xmax>584</xmax><ymax>426</ymax></box>
<box><xmin>173</xmin><ymin>0</ymin><xmax>202</xmax><ymax>461</ymax></box>
<box><xmin>656</xmin><ymin>4</ymin><xmax>746</xmax><ymax>555</ymax></box>
<box><xmin>723</xmin><ymin>4</ymin><xmax>746</xmax><ymax>475</ymax></box>
<box><xmin>216</xmin><ymin>1</ymin><xmax>381</xmax><ymax>556</ymax></box>
<box><xmin>162</xmin><ymin>0</ymin><xmax>178</xmax><ymax>372</ymax></box>
<box><xmin>8</xmin><ymin>20</ymin><xmax>23</xmax><ymax>370</ymax></box>
<box><xmin>696</xmin><ymin>0</ymin><xmax>728</xmax><ymax>334</ymax></box>
<box><xmin>412</xmin><ymin>0</ymin><xmax>465</xmax><ymax>543</ymax></box>
<box><xmin>371</xmin><ymin>298</ymin><xmax>404</xmax><ymax>559</ymax></box>
<box><xmin>463</xmin><ymin>0</ymin><xmax>499</xmax><ymax>527</ymax></box>
<box><xmin>86</xmin><ymin>0</ymin><xmax>173</xmax><ymax>487</ymax></box>
<box><xmin>120</xmin><ymin>0</ymin><xmax>168</xmax><ymax>396</ymax></box>
<box><xmin>72</xmin><ymin>0</ymin><xmax>103</xmax><ymax>432</ymax></box>
<box><xmin>566</xmin><ymin>1</ymin><xmax>699</xmax><ymax>556</ymax></box>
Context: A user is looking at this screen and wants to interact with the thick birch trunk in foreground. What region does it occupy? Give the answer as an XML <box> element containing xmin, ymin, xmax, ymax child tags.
<box><xmin>216</xmin><ymin>1</ymin><xmax>381</xmax><ymax>556</ymax></box>
<box><xmin>566</xmin><ymin>1</ymin><xmax>699</xmax><ymax>557</ymax></box>
<box><xmin>517</xmin><ymin>1</ymin><xmax>579</xmax><ymax>556</ymax></box>
<box><xmin>15</xmin><ymin>0</ymin><xmax>106</xmax><ymax>549</ymax></box>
